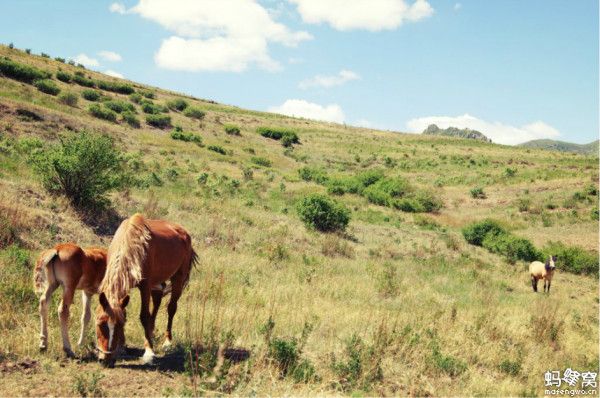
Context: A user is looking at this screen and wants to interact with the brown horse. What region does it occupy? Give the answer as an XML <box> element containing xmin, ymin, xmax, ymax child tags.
<box><xmin>95</xmin><ymin>213</ymin><xmax>197</xmax><ymax>367</ymax></box>
<box><xmin>34</xmin><ymin>243</ymin><xmax>107</xmax><ymax>357</ymax></box>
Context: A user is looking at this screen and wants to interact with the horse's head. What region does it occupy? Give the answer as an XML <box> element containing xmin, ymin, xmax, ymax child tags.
<box><xmin>95</xmin><ymin>292</ymin><xmax>129</xmax><ymax>367</ymax></box>
<box><xmin>545</xmin><ymin>255</ymin><xmax>558</xmax><ymax>271</ymax></box>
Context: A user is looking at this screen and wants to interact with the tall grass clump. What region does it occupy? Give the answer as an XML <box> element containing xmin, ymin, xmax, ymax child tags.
<box><xmin>224</xmin><ymin>124</ymin><xmax>241</xmax><ymax>136</ymax></box>
<box><xmin>257</xmin><ymin>127</ymin><xmax>299</xmax><ymax>147</ymax></box>
<box><xmin>141</xmin><ymin>101</ymin><xmax>166</xmax><ymax>114</ymax></box>
<box><xmin>0</xmin><ymin>58</ymin><xmax>51</xmax><ymax>83</ymax></box>
<box><xmin>58</xmin><ymin>92</ymin><xmax>78</xmax><ymax>107</ymax></box>
<box><xmin>88</xmin><ymin>104</ymin><xmax>117</xmax><ymax>122</ymax></box>
<box><xmin>72</xmin><ymin>73</ymin><xmax>95</xmax><ymax>87</ymax></box>
<box><xmin>296</xmin><ymin>193</ymin><xmax>350</xmax><ymax>232</ymax></box>
<box><xmin>121</xmin><ymin>112</ymin><xmax>140</xmax><ymax>128</ymax></box>
<box><xmin>183</xmin><ymin>107</ymin><xmax>206</xmax><ymax>120</ymax></box>
<box><xmin>34</xmin><ymin>79</ymin><xmax>60</xmax><ymax>95</ymax></box>
<box><xmin>103</xmin><ymin>99</ymin><xmax>135</xmax><ymax>114</ymax></box>
<box><xmin>29</xmin><ymin>131</ymin><xmax>127</xmax><ymax>208</ymax></box>
<box><xmin>170</xmin><ymin>127</ymin><xmax>202</xmax><ymax>145</ymax></box>
<box><xmin>81</xmin><ymin>89</ymin><xmax>101</xmax><ymax>101</ymax></box>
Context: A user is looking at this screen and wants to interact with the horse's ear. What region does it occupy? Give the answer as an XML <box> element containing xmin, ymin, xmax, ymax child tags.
<box><xmin>120</xmin><ymin>295</ymin><xmax>130</xmax><ymax>309</ymax></box>
<box><xmin>99</xmin><ymin>292</ymin><xmax>110</xmax><ymax>312</ymax></box>
<box><xmin>545</xmin><ymin>258</ymin><xmax>550</xmax><ymax>267</ymax></box>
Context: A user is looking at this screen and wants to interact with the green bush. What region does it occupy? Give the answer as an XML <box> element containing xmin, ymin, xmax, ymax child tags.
<box><xmin>470</xmin><ymin>187</ymin><xmax>486</xmax><ymax>199</ymax></box>
<box><xmin>166</xmin><ymin>98</ymin><xmax>188</xmax><ymax>111</ymax></box>
<box><xmin>72</xmin><ymin>74</ymin><xmax>95</xmax><ymax>87</ymax></box>
<box><xmin>257</xmin><ymin>127</ymin><xmax>299</xmax><ymax>145</ymax></box>
<box><xmin>96</xmin><ymin>80</ymin><xmax>134</xmax><ymax>94</ymax></box>
<box><xmin>298</xmin><ymin>167</ymin><xmax>329</xmax><ymax>184</ymax></box>
<box><xmin>88</xmin><ymin>104</ymin><xmax>117</xmax><ymax>122</ymax></box>
<box><xmin>251</xmin><ymin>156</ymin><xmax>271</xmax><ymax>167</ymax></box>
<box><xmin>482</xmin><ymin>233</ymin><xmax>540</xmax><ymax>263</ymax></box>
<box><xmin>330</xmin><ymin>334</ymin><xmax>383</xmax><ymax>392</ymax></box>
<box><xmin>40</xmin><ymin>52</ymin><xmax>50</xmax><ymax>58</ymax></box>
<box><xmin>542</xmin><ymin>241</ymin><xmax>598</xmax><ymax>276</ymax></box>
<box><xmin>0</xmin><ymin>58</ymin><xmax>51</xmax><ymax>83</ymax></box>
<box><xmin>103</xmin><ymin>100</ymin><xmax>135</xmax><ymax>114</ymax></box>
<box><xmin>33</xmin><ymin>79</ymin><xmax>59</xmax><ymax>95</ymax></box>
<box><xmin>592</xmin><ymin>207</ymin><xmax>599</xmax><ymax>221</ymax></box>
<box><xmin>29</xmin><ymin>132</ymin><xmax>126</xmax><ymax>207</ymax></box>
<box><xmin>54</xmin><ymin>57</ymin><xmax>65</xmax><ymax>63</ymax></box>
<box><xmin>141</xmin><ymin>101</ymin><xmax>165</xmax><ymax>114</ymax></box>
<box><xmin>129</xmin><ymin>93</ymin><xmax>142</xmax><ymax>103</ymax></box>
<box><xmin>462</xmin><ymin>219</ymin><xmax>506</xmax><ymax>246</ymax></box>
<box><xmin>296</xmin><ymin>193</ymin><xmax>350</xmax><ymax>232</ymax></box>
<box><xmin>224</xmin><ymin>124</ymin><xmax>241</xmax><ymax>136</ymax></box>
<box><xmin>81</xmin><ymin>89</ymin><xmax>101</xmax><ymax>101</ymax></box>
<box><xmin>122</xmin><ymin>112</ymin><xmax>140</xmax><ymax>128</ymax></box>
<box><xmin>395</xmin><ymin>190</ymin><xmax>443</xmax><ymax>213</ymax></box>
<box><xmin>584</xmin><ymin>183</ymin><xmax>598</xmax><ymax>196</ymax></box>
<box><xmin>55</xmin><ymin>70</ymin><xmax>72</xmax><ymax>83</ymax></box>
<box><xmin>207</xmin><ymin>145</ymin><xmax>226</xmax><ymax>155</ymax></box>
<box><xmin>170</xmin><ymin>128</ymin><xmax>202</xmax><ymax>144</ymax></box>
<box><xmin>363</xmin><ymin>177</ymin><xmax>411</xmax><ymax>207</ymax></box>
<box><xmin>140</xmin><ymin>90</ymin><xmax>155</xmax><ymax>99</ymax></box>
<box><xmin>183</xmin><ymin>107</ymin><xmax>206</xmax><ymax>120</ymax></box>
<box><xmin>146</xmin><ymin>114</ymin><xmax>171</xmax><ymax>129</ymax></box>
<box><xmin>58</xmin><ymin>92</ymin><xmax>78</xmax><ymax>107</ymax></box>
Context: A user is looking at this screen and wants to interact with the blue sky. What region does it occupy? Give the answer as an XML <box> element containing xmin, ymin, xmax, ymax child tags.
<box><xmin>1</xmin><ymin>0</ymin><xmax>597</xmax><ymax>144</ymax></box>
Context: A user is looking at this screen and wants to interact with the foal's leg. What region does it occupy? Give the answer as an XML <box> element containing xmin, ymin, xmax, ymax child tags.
<box><xmin>531</xmin><ymin>277</ymin><xmax>538</xmax><ymax>292</ymax></box>
<box><xmin>164</xmin><ymin>274</ymin><xmax>185</xmax><ymax>348</ymax></box>
<box><xmin>39</xmin><ymin>282</ymin><xmax>59</xmax><ymax>351</ymax></box>
<box><xmin>58</xmin><ymin>287</ymin><xmax>76</xmax><ymax>357</ymax></box>
<box><xmin>139</xmin><ymin>285</ymin><xmax>155</xmax><ymax>364</ymax></box>
<box><xmin>77</xmin><ymin>291</ymin><xmax>93</xmax><ymax>346</ymax></box>
<box><xmin>547</xmin><ymin>280</ymin><xmax>551</xmax><ymax>293</ymax></box>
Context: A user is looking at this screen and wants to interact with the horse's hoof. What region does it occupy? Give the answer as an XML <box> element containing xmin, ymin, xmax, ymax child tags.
<box><xmin>64</xmin><ymin>348</ymin><xmax>76</xmax><ymax>358</ymax></box>
<box><xmin>39</xmin><ymin>344</ymin><xmax>47</xmax><ymax>352</ymax></box>
<box><xmin>142</xmin><ymin>349</ymin><xmax>155</xmax><ymax>365</ymax></box>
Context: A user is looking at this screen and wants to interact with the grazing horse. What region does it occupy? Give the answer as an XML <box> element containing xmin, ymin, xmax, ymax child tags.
<box><xmin>95</xmin><ymin>213</ymin><xmax>197</xmax><ymax>367</ymax></box>
<box><xmin>529</xmin><ymin>255</ymin><xmax>557</xmax><ymax>293</ymax></box>
<box><xmin>34</xmin><ymin>243</ymin><xmax>107</xmax><ymax>357</ymax></box>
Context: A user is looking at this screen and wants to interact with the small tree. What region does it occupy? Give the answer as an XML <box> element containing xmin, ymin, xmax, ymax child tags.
<box><xmin>29</xmin><ymin>132</ymin><xmax>126</xmax><ymax>208</ymax></box>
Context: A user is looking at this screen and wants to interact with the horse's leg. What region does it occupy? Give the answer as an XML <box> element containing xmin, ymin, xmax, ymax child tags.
<box><xmin>58</xmin><ymin>286</ymin><xmax>76</xmax><ymax>357</ymax></box>
<box><xmin>77</xmin><ymin>291</ymin><xmax>92</xmax><ymax>346</ymax></box>
<box><xmin>139</xmin><ymin>285</ymin><xmax>155</xmax><ymax>364</ymax></box>
<box><xmin>547</xmin><ymin>280</ymin><xmax>551</xmax><ymax>293</ymax></box>
<box><xmin>164</xmin><ymin>274</ymin><xmax>185</xmax><ymax>348</ymax></box>
<box><xmin>150</xmin><ymin>288</ymin><xmax>163</xmax><ymax>334</ymax></box>
<box><xmin>39</xmin><ymin>281</ymin><xmax>59</xmax><ymax>351</ymax></box>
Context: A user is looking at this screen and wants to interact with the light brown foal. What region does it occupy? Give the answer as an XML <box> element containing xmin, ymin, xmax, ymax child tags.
<box><xmin>34</xmin><ymin>243</ymin><xmax>107</xmax><ymax>357</ymax></box>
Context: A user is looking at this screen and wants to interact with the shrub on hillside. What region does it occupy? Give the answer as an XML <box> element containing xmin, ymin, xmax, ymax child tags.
<box><xmin>34</xmin><ymin>79</ymin><xmax>60</xmax><ymax>95</ymax></box>
<box><xmin>145</xmin><ymin>114</ymin><xmax>171</xmax><ymax>128</ymax></box>
<box><xmin>140</xmin><ymin>90</ymin><xmax>155</xmax><ymax>99</ymax></box>
<box><xmin>72</xmin><ymin>74</ymin><xmax>95</xmax><ymax>87</ymax></box>
<box><xmin>462</xmin><ymin>219</ymin><xmax>506</xmax><ymax>246</ymax></box>
<box><xmin>170</xmin><ymin>128</ymin><xmax>202</xmax><ymax>144</ymax></box>
<box><xmin>54</xmin><ymin>57</ymin><xmax>65</xmax><ymax>63</ymax></box>
<box><xmin>363</xmin><ymin>177</ymin><xmax>411</xmax><ymax>207</ymax></box>
<box><xmin>251</xmin><ymin>156</ymin><xmax>271</xmax><ymax>167</ymax></box>
<box><xmin>55</xmin><ymin>70</ymin><xmax>72</xmax><ymax>83</ymax></box>
<box><xmin>81</xmin><ymin>89</ymin><xmax>101</xmax><ymax>101</ymax></box>
<box><xmin>58</xmin><ymin>92</ymin><xmax>78</xmax><ymax>107</ymax></box>
<box><xmin>208</xmin><ymin>145</ymin><xmax>226</xmax><ymax>155</ymax></box>
<box><xmin>183</xmin><ymin>107</ymin><xmax>206</xmax><ymax>120</ymax></box>
<box><xmin>542</xmin><ymin>241</ymin><xmax>598</xmax><ymax>276</ymax></box>
<box><xmin>395</xmin><ymin>190</ymin><xmax>443</xmax><ymax>213</ymax></box>
<box><xmin>129</xmin><ymin>93</ymin><xmax>142</xmax><ymax>104</ymax></box>
<box><xmin>592</xmin><ymin>207</ymin><xmax>599</xmax><ymax>221</ymax></box>
<box><xmin>29</xmin><ymin>131</ymin><xmax>126</xmax><ymax>208</ymax></box>
<box><xmin>298</xmin><ymin>167</ymin><xmax>329</xmax><ymax>184</ymax></box>
<box><xmin>296</xmin><ymin>193</ymin><xmax>350</xmax><ymax>232</ymax></box>
<box><xmin>141</xmin><ymin>101</ymin><xmax>165</xmax><ymax>114</ymax></box>
<box><xmin>96</xmin><ymin>80</ymin><xmax>134</xmax><ymax>94</ymax></box>
<box><xmin>122</xmin><ymin>112</ymin><xmax>140</xmax><ymax>128</ymax></box>
<box><xmin>88</xmin><ymin>104</ymin><xmax>117</xmax><ymax>122</ymax></box>
<box><xmin>258</xmin><ymin>127</ymin><xmax>299</xmax><ymax>146</ymax></box>
<box><xmin>482</xmin><ymin>234</ymin><xmax>540</xmax><ymax>263</ymax></box>
<box><xmin>0</xmin><ymin>58</ymin><xmax>51</xmax><ymax>83</ymax></box>
<box><xmin>224</xmin><ymin>124</ymin><xmax>241</xmax><ymax>136</ymax></box>
<box><xmin>166</xmin><ymin>98</ymin><xmax>188</xmax><ymax>111</ymax></box>
<box><xmin>470</xmin><ymin>187</ymin><xmax>486</xmax><ymax>199</ymax></box>
<box><xmin>103</xmin><ymin>100</ymin><xmax>135</xmax><ymax>114</ymax></box>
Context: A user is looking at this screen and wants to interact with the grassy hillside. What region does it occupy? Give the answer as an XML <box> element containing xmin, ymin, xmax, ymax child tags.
<box><xmin>518</xmin><ymin>138</ymin><xmax>599</xmax><ymax>155</ymax></box>
<box><xmin>0</xmin><ymin>45</ymin><xmax>598</xmax><ymax>397</ymax></box>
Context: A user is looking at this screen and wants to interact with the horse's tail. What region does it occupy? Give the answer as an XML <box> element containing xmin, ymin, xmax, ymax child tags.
<box><xmin>33</xmin><ymin>248</ymin><xmax>58</xmax><ymax>294</ymax></box>
<box><xmin>100</xmin><ymin>213</ymin><xmax>150</xmax><ymax>303</ymax></box>
<box><xmin>182</xmin><ymin>248</ymin><xmax>199</xmax><ymax>292</ymax></box>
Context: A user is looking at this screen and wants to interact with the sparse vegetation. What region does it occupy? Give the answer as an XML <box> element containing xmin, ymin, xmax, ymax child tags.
<box><xmin>58</xmin><ymin>91</ymin><xmax>78</xmax><ymax>107</ymax></box>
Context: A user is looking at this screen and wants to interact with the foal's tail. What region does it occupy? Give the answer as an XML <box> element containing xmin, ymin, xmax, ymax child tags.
<box><xmin>33</xmin><ymin>249</ymin><xmax>58</xmax><ymax>294</ymax></box>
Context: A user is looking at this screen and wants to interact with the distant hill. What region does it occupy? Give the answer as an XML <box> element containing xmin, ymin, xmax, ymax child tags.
<box><xmin>518</xmin><ymin>139</ymin><xmax>599</xmax><ymax>155</ymax></box>
<box><xmin>422</xmin><ymin>124</ymin><xmax>492</xmax><ymax>142</ymax></box>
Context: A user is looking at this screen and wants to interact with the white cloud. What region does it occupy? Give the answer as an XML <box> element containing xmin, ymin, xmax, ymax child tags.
<box><xmin>299</xmin><ymin>69</ymin><xmax>360</xmax><ymax>89</ymax></box>
<box><xmin>454</xmin><ymin>3</ymin><xmax>462</xmax><ymax>10</ymax></box>
<box><xmin>104</xmin><ymin>70</ymin><xmax>124</xmax><ymax>79</ymax></box>
<box><xmin>109</xmin><ymin>2</ymin><xmax>127</xmax><ymax>14</ymax></box>
<box><xmin>98</xmin><ymin>51</ymin><xmax>122</xmax><ymax>62</ymax></box>
<box><xmin>289</xmin><ymin>0</ymin><xmax>433</xmax><ymax>31</ymax></box>
<box><xmin>121</xmin><ymin>0</ymin><xmax>311</xmax><ymax>72</ymax></box>
<box><xmin>405</xmin><ymin>114</ymin><xmax>561</xmax><ymax>145</ymax></box>
<box><xmin>268</xmin><ymin>99</ymin><xmax>345</xmax><ymax>123</ymax></box>
<box><xmin>71</xmin><ymin>53</ymin><xmax>99</xmax><ymax>67</ymax></box>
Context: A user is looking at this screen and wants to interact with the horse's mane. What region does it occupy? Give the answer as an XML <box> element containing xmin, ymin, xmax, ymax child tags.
<box><xmin>100</xmin><ymin>213</ymin><xmax>150</xmax><ymax>305</ymax></box>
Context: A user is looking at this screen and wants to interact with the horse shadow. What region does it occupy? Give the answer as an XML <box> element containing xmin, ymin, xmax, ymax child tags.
<box><xmin>114</xmin><ymin>345</ymin><xmax>251</xmax><ymax>373</ymax></box>
<box><xmin>75</xmin><ymin>204</ymin><xmax>124</xmax><ymax>237</ymax></box>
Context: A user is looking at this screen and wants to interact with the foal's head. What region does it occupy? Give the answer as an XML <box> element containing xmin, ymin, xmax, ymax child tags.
<box><xmin>545</xmin><ymin>255</ymin><xmax>558</xmax><ymax>271</ymax></box>
<box><xmin>95</xmin><ymin>292</ymin><xmax>129</xmax><ymax>367</ymax></box>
